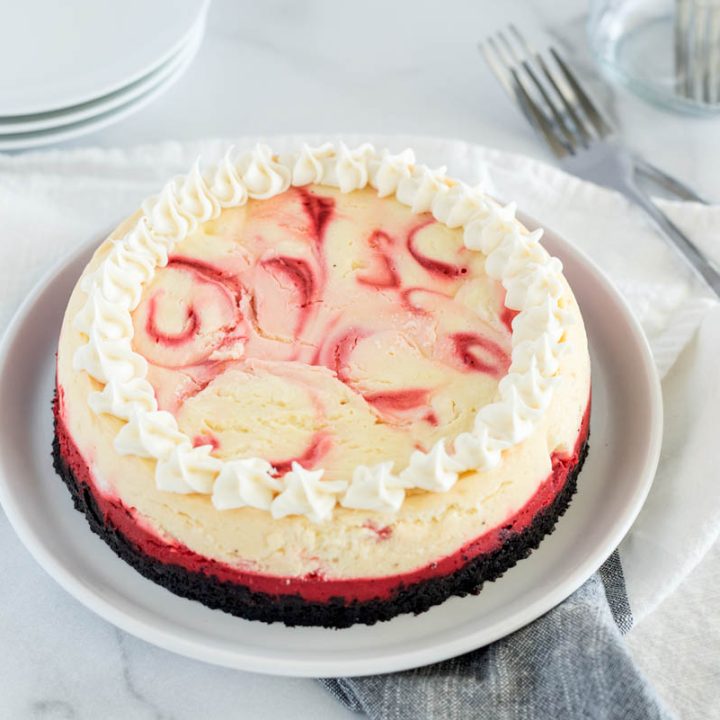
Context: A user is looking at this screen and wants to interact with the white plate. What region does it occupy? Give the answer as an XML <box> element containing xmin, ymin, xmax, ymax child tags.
<box><xmin>0</xmin><ymin>20</ymin><xmax>204</xmax><ymax>135</ymax></box>
<box><xmin>0</xmin><ymin>0</ymin><xmax>209</xmax><ymax>117</ymax></box>
<box><xmin>0</xmin><ymin>219</ymin><xmax>662</xmax><ymax>678</ymax></box>
<box><xmin>0</xmin><ymin>22</ymin><xmax>203</xmax><ymax>152</ymax></box>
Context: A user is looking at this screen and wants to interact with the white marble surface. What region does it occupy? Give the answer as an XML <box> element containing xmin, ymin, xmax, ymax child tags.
<box><xmin>1</xmin><ymin>1</ymin><xmax>718</xmax><ymax>718</ymax></box>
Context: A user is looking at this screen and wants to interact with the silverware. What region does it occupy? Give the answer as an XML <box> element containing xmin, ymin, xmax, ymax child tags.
<box><xmin>480</xmin><ymin>24</ymin><xmax>720</xmax><ymax>297</ymax></box>
<box><xmin>676</xmin><ymin>0</ymin><xmax>720</xmax><ymax>104</ymax></box>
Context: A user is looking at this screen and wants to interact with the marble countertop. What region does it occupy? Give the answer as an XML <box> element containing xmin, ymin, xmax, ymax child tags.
<box><xmin>1</xmin><ymin>1</ymin><xmax>718</xmax><ymax>718</ymax></box>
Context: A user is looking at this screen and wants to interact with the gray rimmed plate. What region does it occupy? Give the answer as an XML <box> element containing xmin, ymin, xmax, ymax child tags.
<box><xmin>0</xmin><ymin>217</ymin><xmax>662</xmax><ymax>677</ymax></box>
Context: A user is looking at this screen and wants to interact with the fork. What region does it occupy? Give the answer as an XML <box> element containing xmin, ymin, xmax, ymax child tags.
<box><xmin>676</xmin><ymin>0</ymin><xmax>720</xmax><ymax>104</ymax></box>
<box><xmin>481</xmin><ymin>25</ymin><xmax>720</xmax><ymax>298</ymax></box>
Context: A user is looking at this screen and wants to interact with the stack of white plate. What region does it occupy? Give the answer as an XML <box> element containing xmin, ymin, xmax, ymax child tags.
<box><xmin>0</xmin><ymin>0</ymin><xmax>209</xmax><ymax>151</ymax></box>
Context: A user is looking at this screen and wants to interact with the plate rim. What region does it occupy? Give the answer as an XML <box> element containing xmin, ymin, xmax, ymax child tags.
<box><xmin>0</xmin><ymin>22</ymin><xmax>203</xmax><ymax>152</ymax></box>
<box><xmin>0</xmin><ymin>21</ymin><xmax>204</xmax><ymax>135</ymax></box>
<box><xmin>0</xmin><ymin>217</ymin><xmax>663</xmax><ymax>677</ymax></box>
<box><xmin>0</xmin><ymin>0</ymin><xmax>209</xmax><ymax>117</ymax></box>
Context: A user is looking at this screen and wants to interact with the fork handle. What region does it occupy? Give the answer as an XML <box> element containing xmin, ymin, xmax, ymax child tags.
<box><xmin>634</xmin><ymin>157</ymin><xmax>709</xmax><ymax>205</ymax></box>
<box><xmin>623</xmin><ymin>172</ymin><xmax>720</xmax><ymax>297</ymax></box>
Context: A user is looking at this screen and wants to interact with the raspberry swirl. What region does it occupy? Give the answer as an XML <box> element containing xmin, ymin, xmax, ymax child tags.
<box><xmin>72</xmin><ymin>143</ymin><xmax>572</xmax><ymax>521</ymax></box>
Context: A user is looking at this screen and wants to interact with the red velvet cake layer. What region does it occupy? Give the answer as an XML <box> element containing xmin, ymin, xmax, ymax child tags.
<box><xmin>55</xmin><ymin>389</ymin><xmax>590</xmax><ymax>604</ymax></box>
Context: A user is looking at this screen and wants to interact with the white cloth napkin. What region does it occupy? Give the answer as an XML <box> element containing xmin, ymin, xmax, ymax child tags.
<box><xmin>0</xmin><ymin>134</ymin><xmax>718</xmax><ymax>717</ymax></box>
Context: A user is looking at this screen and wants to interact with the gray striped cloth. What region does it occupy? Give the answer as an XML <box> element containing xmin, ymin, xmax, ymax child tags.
<box><xmin>320</xmin><ymin>552</ymin><xmax>675</xmax><ymax>719</ymax></box>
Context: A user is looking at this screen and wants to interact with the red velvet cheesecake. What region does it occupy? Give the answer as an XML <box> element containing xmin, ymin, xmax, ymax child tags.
<box><xmin>53</xmin><ymin>143</ymin><xmax>591</xmax><ymax>627</ymax></box>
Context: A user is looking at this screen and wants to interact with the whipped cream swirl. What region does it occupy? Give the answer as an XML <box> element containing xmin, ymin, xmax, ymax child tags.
<box><xmin>72</xmin><ymin>142</ymin><xmax>573</xmax><ymax>522</ymax></box>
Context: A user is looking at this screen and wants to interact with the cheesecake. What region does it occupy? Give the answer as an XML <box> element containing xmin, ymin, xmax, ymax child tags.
<box><xmin>53</xmin><ymin>143</ymin><xmax>591</xmax><ymax>627</ymax></box>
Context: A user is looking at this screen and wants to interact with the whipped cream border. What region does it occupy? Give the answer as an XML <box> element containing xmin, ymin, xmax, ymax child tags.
<box><xmin>71</xmin><ymin>142</ymin><xmax>573</xmax><ymax>522</ymax></box>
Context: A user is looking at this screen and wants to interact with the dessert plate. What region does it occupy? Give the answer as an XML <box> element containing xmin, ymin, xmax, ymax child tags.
<box><xmin>0</xmin><ymin>0</ymin><xmax>209</xmax><ymax>117</ymax></box>
<box><xmin>0</xmin><ymin>23</ymin><xmax>203</xmax><ymax>152</ymax></box>
<box><xmin>0</xmin><ymin>218</ymin><xmax>662</xmax><ymax>678</ymax></box>
<box><xmin>0</xmin><ymin>18</ymin><xmax>205</xmax><ymax>135</ymax></box>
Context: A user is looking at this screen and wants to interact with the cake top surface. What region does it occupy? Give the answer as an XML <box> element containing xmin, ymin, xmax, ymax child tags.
<box><xmin>69</xmin><ymin>143</ymin><xmax>576</xmax><ymax>522</ymax></box>
<box><xmin>136</xmin><ymin>186</ymin><xmax>511</xmax><ymax>480</ymax></box>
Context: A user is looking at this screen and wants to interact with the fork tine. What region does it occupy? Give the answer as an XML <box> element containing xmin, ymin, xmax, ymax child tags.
<box><xmin>499</xmin><ymin>30</ymin><xmax>577</xmax><ymax>152</ymax></box>
<box><xmin>549</xmin><ymin>48</ymin><xmax>613</xmax><ymax>138</ymax></box>
<box><xmin>698</xmin><ymin>1</ymin><xmax>720</xmax><ymax>105</ymax></box>
<box><xmin>508</xmin><ymin>25</ymin><xmax>591</xmax><ymax>149</ymax></box>
<box><xmin>696</xmin><ymin>2</ymin><xmax>710</xmax><ymax>102</ymax></box>
<box><xmin>479</xmin><ymin>37</ymin><xmax>516</xmax><ymax>97</ymax></box>
<box><xmin>535</xmin><ymin>53</ymin><xmax>592</xmax><ymax>147</ymax></box>
<box><xmin>676</xmin><ymin>0</ymin><xmax>692</xmax><ymax>97</ymax></box>
<box><xmin>510</xmin><ymin>68</ymin><xmax>571</xmax><ymax>158</ymax></box>
<box><xmin>710</xmin><ymin>5</ymin><xmax>720</xmax><ymax>104</ymax></box>
<box><xmin>481</xmin><ymin>36</ymin><xmax>569</xmax><ymax>159</ymax></box>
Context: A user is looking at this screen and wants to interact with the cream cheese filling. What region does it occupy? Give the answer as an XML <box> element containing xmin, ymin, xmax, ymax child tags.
<box><xmin>65</xmin><ymin>143</ymin><xmax>583</xmax><ymax>524</ymax></box>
